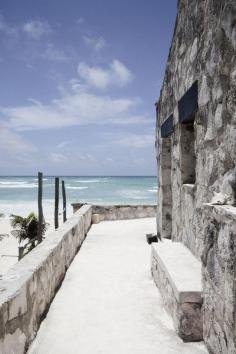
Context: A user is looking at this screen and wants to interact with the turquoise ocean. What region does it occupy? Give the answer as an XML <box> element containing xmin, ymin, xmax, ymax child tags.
<box><xmin>0</xmin><ymin>176</ymin><xmax>157</xmax><ymax>219</ymax></box>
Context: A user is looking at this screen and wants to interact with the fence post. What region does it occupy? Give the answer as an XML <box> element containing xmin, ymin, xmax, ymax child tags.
<box><xmin>18</xmin><ymin>246</ymin><xmax>24</xmax><ymax>261</ymax></box>
<box><xmin>37</xmin><ymin>172</ymin><xmax>43</xmax><ymax>243</ymax></box>
<box><xmin>55</xmin><ymin>177</ymin><xmax>59</xmax><ymax>229</ymax></box>
<box><xmin>62</xmin><ymin>180</ymin><xmax>67</xmax><ymax>222</ymax></box>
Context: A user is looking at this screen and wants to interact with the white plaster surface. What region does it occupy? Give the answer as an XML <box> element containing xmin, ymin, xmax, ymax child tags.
<box><xmin>152</xmin><ymin>240</ymin><xmax>202</xmax><ymax>303</ymax></box>
<box><xmin>28</xmin><ymin>218</ymin><xmax>207</xmax><ymax>354</ymax></box>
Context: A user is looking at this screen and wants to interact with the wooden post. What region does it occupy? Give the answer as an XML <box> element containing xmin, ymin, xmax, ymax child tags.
<box><xmin>37</xmin><ymin>172</ymin><xmax>43</xmax><ymax>243</ymax></box>
<box><xmin>18</xmin><ymin>246</ymin><xmax>24</xmax><ymax>261</ymax></box>
<box><xmin>55</xmin><ymin>177</ymin><xmax>59</xmax><ymax>229</ymax></box>
<box><xmin>62</xmin><ymin>180</ymin><xmax>67</xmax><ymax>222</ymax></box>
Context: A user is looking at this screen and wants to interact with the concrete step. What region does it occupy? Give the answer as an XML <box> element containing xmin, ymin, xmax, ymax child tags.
<box><xmin>151</xmin><ymin>240</ymin><xmax>203</xmax><ymax>342</ymax></box>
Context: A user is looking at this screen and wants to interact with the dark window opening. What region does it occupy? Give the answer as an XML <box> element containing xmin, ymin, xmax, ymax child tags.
<box><xmin>180</xmin><ymin>122</ymin><xmax>196</xmax><ymax>184</ymax></box>
<box><xmin>161</xmin><ymin>114</ymin><xmax>174</xmax><ymax>138</ymax></box>
<box><xmin>178</xmin><ymin>81</ymin><xmax>198</xmax><ymax>124</ymax></box>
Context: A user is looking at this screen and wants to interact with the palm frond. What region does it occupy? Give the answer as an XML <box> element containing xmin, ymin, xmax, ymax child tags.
<box><xmin>10</xmin><ymin>212</ymin><xmax>48</xmax><ymax>242</ymax></box>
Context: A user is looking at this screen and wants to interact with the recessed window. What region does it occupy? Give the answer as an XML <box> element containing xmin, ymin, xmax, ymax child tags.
<box><xmin>178</xmin><ymin>81</ymin><xmax>198</xmax><ymax>185</ymax></box>
<box><xmin>180</xmin><ymin>122</ymin><xmax>196</xmax><ymax>184</ymax></box>
<box><xmin>178</xmin><ymin>81</ymin><xmax>198</xmax><ymax>124</ymax></box>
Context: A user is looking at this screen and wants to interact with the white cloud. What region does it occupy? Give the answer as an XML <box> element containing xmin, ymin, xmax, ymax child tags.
<box><xmin>115</xmin><ymin>133</ymin><xmax>154</xmax><ymax>148</ymax></box>
<box><xmin>1</xmin><ymin>87</ymin><xmax>146</xmax><ymax>131</ymax></box>
<box><xmin>83</xmin><ymin>35</ymin><xmax>106</xmax><ymax>51</ymax></box>
<box><xmin>49</xmin><ymin>152</ymin><xmax>68</xmax><ymax>164</ymax></box>
<box><xmin>0</xmin><ymin>14</ymin><xmax>18</xmax><ymax>36</ymax></box>
<box><xmin>77</xmin><ymin>18</ymin><xmax>85</xmax><ymax>25</ymax></box>
<box><xmin>105</xmin><ymin>157</ymin><xmax>113</xmax><ymax>163</ymax></box>
<box><xmin>57</xmin><ymin>141</ymin><xmax>71</xmax><ymax>149</ymax></box>
<box><xmin>27</xmin><ymin>98</ymin><xmax>42</xmax><ymax>105</ymax></box>
<box><xmin>49</xmin><ymin>151</ymin><xmax>96</xmax><ymax>166</ymax></box>
<box><xmin>0</xmin><ymin>16</ymin><xmax>51</xmax><ymax>40</ymax></box>
<box><xmin>68</xmin><ymin>79</ymin><xmax>86</xmax><ymax>92</ymax></box>
<box><xmin>0</xmin><ymin>126</ymin><xmax>35</xmax><ymax>153</ymax></box>
<box><xmin>22</xmin><ymin>20</ymin><xmax>51</xmax><ymax>39</ymax></box>
<box><xmin>41</xmin><ymin>44</ymin><xmax>69</xmax><ymax>62</ymax></box>
<box><xmin>78</xmin><ymin>60</ymin><xmax>133</xmax><ymax>89</ymax></box>
<box><xmin>0</xmin><ymin>126</ymin><xmax>37</xmax><ymax>166</ymax></box>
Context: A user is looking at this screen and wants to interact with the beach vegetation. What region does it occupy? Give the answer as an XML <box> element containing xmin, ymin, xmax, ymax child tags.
<box><xmin>10</xmin><ymin>213</ymin><xmax>48</xmax><ymax>257</ymax></box>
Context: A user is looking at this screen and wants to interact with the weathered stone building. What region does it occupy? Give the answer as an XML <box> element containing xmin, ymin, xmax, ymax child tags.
<box><xmin>153</xmin><ymin>0</ymin><xmax>236</xmax><ymax>353</ymax></box>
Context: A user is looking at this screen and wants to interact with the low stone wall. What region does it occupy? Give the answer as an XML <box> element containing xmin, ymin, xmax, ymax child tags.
<box><xmin>72</xmin><ymin>204</ymin><xmax>157</xmax><ymax>221</ymax></box>
<box><xmin>151</xmin><ymin>241</ymin><xmax>203</xmax><ymax>342</ymax></box>
<box><xmin>202</xmin><ymin>204</ymin><xmax>236</xmax><ymax>354</ymax></box>
<box><xmin>0</xmin><ymin>205</ymin><xmax>92</xmax><ymax>354</ymax></box>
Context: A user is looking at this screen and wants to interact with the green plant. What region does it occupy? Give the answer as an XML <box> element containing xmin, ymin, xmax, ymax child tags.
<box><xmin>10</xmin><ymin>213</ymin><xmax>48</xmax><ymax>256</ymax></box>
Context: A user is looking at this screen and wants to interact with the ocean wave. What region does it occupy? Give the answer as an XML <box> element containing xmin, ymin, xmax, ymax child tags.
<box><xmin>129</xmin><ymin>196</ymin><xmax>149</xmax><ymax>200</ymax></box>
<box><xmin>0</xmin><ymin>181</ymin><xmax>29</xmax><ymax>185</ymax></box>
<box><xmin>118</xmin><ymin>190</ymin><xmax>150</xmax><ymax>200</ymax></box>
<box><xmin>67</xmin><ymin>186</ymin><xmax>88</xmax><ymax>190</ymax></box>
<box><xmin>33</xmin><ymin>178</ymin><xmax>48</xmax><ymax>181</ymax></box>
<box><xmin>76</xmin><ymin>180</ymin><xmax>101</xmax><ymax>183</ymax></box>
<box><xmin>148</xmin><ymin>189</ymin><xmax>157</xmax><ymax>193</ymax></box>
<box><xmin>0</xmin><ymin>184</ymin><xmax>38</xmax><ymax>189</ymax></box>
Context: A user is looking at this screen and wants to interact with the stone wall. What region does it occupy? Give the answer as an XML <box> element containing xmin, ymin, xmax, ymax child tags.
<box><xmin>156</xmin><ymin>0</ymin><xmax>236</xmax><ymax>259</ymax></box>
<box><xmin>72</xmin><ymin>204</ymin><xmax>157</xmax><ymax>221</ymax></box>
<box><xmin>156</xmin><ymin>0</ymin><xmax>236</xmax><ymax>352</ymax></box>
<box><xmin>0</xmin><ymin>205</ymin><xmax>92</xmax><ymax>354</ymax></box>
<box><xmin>201</xmin><ymin>204</ymin><xmax>236</xmax><ymax>354</ymax></box>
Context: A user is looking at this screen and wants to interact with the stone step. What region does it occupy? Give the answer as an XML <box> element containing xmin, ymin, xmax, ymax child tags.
<box><xmin>151</xmin><ymin>240</ymin><xmax>203</xmax><ymax>342</ymax></box>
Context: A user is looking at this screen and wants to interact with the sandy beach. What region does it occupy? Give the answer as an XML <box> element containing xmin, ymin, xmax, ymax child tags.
<box><xmin>0</xmin><ymin>215</ymin><xmax>64</xmax><ymax>276</ymax></box>
<box><xmin>0</xmin><ymin>218</ymin><xmax>18</xmax><ymax>275</ymax></box>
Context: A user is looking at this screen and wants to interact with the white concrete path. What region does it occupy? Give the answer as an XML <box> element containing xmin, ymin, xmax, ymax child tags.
<box><xmin>28</xmin><ymin>218</ymin><xmax>207</xmax><ymax>354</ymax></box>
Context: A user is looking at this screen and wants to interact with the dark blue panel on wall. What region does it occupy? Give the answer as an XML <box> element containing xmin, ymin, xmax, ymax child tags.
<box><xmin>161</xmin><ymin>114</ymin><xmax>174</xmax><ymax>138</ymax></box>
<box><xmin>178</xmin><ymin>81</ymin><xmax>198</xmax><ymax>123</ymax></box>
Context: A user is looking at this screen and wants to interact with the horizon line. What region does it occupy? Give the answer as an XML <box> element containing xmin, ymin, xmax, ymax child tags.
<box><xmin>0</xmin><ymin>175</ymin><xmax>156</xmax><ymax>177</ymax></box>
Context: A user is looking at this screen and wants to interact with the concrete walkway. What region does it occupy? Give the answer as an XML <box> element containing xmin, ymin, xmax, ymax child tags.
<box><xmin>28</xmin><ymin>218</ymin><xmax>207</xmax><ymax>354</ymax></box>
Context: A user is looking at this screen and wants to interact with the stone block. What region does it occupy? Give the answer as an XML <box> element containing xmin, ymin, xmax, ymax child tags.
<box><xmin>151</xmin><ymin>240</ymin><xmax>203</xmax><ymax>342</ymax></box>
<box><xmin>92</xmin><ymin>214</ymin><xmax>100</xmax><ymax>224</ymax></box>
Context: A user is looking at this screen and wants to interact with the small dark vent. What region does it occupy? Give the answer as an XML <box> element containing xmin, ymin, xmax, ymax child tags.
<box><xmin>178</xmin><ymin>81</ymin><xmax>198</xmax><ymax>123</ymax></box>
<box><xmin>161</xmin><ymin>114</ymin><xmax>174</xmax><ymax>138</ymax></box>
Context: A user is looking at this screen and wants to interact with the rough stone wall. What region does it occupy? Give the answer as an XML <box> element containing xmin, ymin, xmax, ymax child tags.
<box><xmin>201</xmin><ymin>204</ymin><xmax>236</xmax><ymax>354</ymax></box>
<box><xmin>0</xmin><ymin>205</ymin><xmax>92</xmax><ymax>354</ymax></box>
<box><xmin>156</xmin><ymin>0</ymin><xmax>236</xmax><ymax>352</ymax></box>
<box><xmin>156</xmin><ymin>0</ymin><xmax>236</xmax><ymax>257</ymax></box>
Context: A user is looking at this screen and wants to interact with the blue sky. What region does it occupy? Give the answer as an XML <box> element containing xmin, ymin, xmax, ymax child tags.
<box><xmin>0</xmin><ymin>0</ymin><xmax>176</xmax><ymax>176</ymax></box>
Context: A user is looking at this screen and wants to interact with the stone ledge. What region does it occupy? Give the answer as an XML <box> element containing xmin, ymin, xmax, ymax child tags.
<box><xmin>202</xmin><ymin>203</ymin><xmax>236</xmax><ymax>221</ymax></box>
<box><xmin>72</xmin><ymin>203</ymin><xmax>157</xmax><ymax>221</ymax></box>
<box><xmin>152</xmin><ymin>240</ymin><xmax>202</xmax><ymax>303</ymax></box>
<box><xmin>0</xmin><ymin>205</ymin><xmax>92</xmax><ymax>354</ymax></box>
<box><xmin>151</xmin><ymin>240</ymin><xmax>203</xmax><ymax>342</ymax></box>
